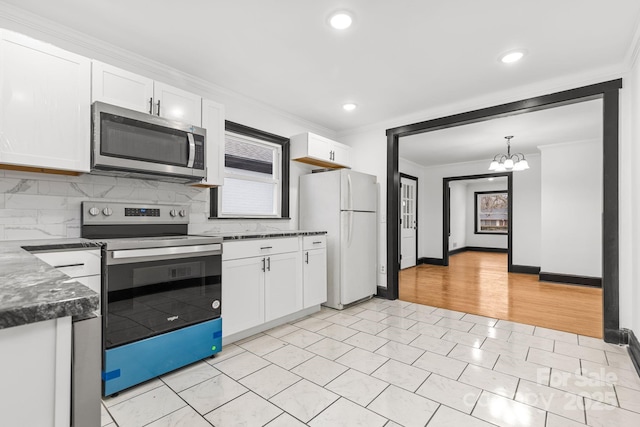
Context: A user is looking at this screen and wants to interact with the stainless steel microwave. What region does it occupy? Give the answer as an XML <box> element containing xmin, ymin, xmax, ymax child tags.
<box><xmin>91</xmin><ymin>102</ymin><xmax>207</xmax><ymax>183</ymax></box>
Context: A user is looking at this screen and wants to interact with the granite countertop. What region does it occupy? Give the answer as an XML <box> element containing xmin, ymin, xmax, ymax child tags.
<box><xmin>0</xmin><ymin>230</ymin><xmax>325</xmax><ymax>330</ymax></box>
<box><xmin>218</xmin><ymin>230</ymin><xmax>327</xmax><ymax>240</ymax></box>
<box><xmin>0</xmin><ymin>239</ymin><xmax>100</xmax><ymax>330</ymax></box>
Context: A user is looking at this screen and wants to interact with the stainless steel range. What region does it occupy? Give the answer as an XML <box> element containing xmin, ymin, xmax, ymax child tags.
<box><xmin>81</xmin><ymin>201</ymin><xmax>222</xmax><ymax>396</ymax></box>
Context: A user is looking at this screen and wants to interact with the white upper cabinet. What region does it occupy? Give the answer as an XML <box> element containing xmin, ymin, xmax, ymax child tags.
<box><xmin>153</xmin><ymin>81</ymin><xmax>202</xmax><ymax>125</ymax></box>
<box><xmin>0</xmin><ymin>30</ymin><xmax>91</xmax><ymax>173</ymax></box>
<box><xmin>290</xmin><ymin>132</ymin><xmax>351</xmax><ymax>169</ymax></box>
<box><xmin>199</xmin><ymin>99</ymin><xmax>225</xmax><ymax>187</ymax></box>
<box><xmin>92</xmin><ymin>61</ymin><xmax>154</xmax><ymax>113</ymax></box>
<box><xmin>91</xmin><ymin>61</ymin><xmax>202</xmax><ymax>125</ymax></box>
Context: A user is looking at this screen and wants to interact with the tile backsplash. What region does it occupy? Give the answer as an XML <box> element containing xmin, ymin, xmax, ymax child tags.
<box><xmin>0</xmin><ymin>169</ymin><xmax>292</xmax><ymax>241</ymax></box>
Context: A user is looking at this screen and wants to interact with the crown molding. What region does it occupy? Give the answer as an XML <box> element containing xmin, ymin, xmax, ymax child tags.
<box><xmin>337</xmin><ymin>66</ymin><xmax>626</xmax><ymax>139</ymax></box>
<box><xmin>0</xmin><ymin>1</ymin><xmax>336</xmax><ymax>137</ymax></box>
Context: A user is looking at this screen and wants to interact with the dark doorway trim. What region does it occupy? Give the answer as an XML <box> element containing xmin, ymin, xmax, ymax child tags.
<box><xmin>400</xmin><ymin>173</ymin><xmax>419</xmax><ymax>269</ymax></box>
<box><xmin>386</xmin><ymin>79</ymin><xmax>622</xmax><ymax>343</ymax></box>
<box><xmin>443</xmin><ymin>173</ymin><xmax>512</xmax><ymax>268</ymax></box>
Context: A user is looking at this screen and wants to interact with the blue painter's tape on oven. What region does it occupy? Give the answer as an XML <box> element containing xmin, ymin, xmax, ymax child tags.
<box><xmin>103</xmin><ymin>317</ymin><xmax>222</xmax><ymax>396</ymax></box>
<box><xmin>102</xmin><ymin>369</ymin><xmax>121</xmax><ymax>381</ymax></box>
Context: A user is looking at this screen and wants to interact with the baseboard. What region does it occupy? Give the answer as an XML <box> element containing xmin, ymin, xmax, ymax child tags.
<box><xmin>465</xmin><ymin>246</ymin><xmax>508</xmax><ymax>253</ymax></box>
<box><xmin>539</xmin><ymin>272</ymin><xmax>602</xmax><ymax>287</ymax></box>
<box><xmin>627</xmin><ymin>330</ymin><xmax>640</xmax><ymax>378</ymax></box>
<box><xmin>448</xmin><ymin>246</ymin><xmax>508</xmax><ymax>256</ymax></box>
<box><xmin>418</xmin><ymin>257</ymin><xmax>445</xmax><ymax>266</ymax></box>
<box><xmin>448</xmin><ymin>247</ymin><xmax>466</xmax><ymax>256</ymax></box>
<box><xmin>605</xmin><ymin>328</ymin><xmax>629</xmax><ymax>345</ymax></box>
<box><xmin>376</xmin><ymin>286</ymin><xmax>388</xmax><ymax>299</ymax></box>
<box><xmin>511</xmin><ymin>264</ymin><xmax>541</xmax><ymax>274</ymax></box>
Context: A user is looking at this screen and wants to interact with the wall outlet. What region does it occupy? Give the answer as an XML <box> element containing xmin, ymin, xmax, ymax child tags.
<box><xmin>380</xmin><ymin>264</ymin><xmax>386</xmax><ymax>274</ymax></box>
<box><xmin>452</xmin><ymin>242</ymin><xmax>457</xmax><ymax>248</ymax></box>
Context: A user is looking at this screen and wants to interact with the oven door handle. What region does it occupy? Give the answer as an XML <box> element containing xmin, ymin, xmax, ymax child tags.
<box><xmin>110</xmin><ymin>244</ymin><xmax>222</xmax><ymax>261</ymax></box>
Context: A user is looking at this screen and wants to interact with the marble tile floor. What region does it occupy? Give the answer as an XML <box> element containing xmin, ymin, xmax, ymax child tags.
<box><xmin>101</xmin><ymin>298</ymin><xmax>640</xmax><ymax>427</ymax></box>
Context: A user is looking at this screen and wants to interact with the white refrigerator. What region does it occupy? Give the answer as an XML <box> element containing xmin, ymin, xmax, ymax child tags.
<box><xmin>299</xmin><ymin>169</ymin><xmax>377</xmax><ymax>309</ymax></box>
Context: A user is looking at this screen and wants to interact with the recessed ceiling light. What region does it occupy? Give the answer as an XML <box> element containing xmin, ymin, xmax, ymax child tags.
<box><xmin>500</xmin><ymin>50</ymin><xmax>525</xmax><ymax>64</ymax></box>
<box><xmin>329</xmin><ymin>11</ymin><xmax>353</xmax><ymax>30</ymax></box>
<box><xmin>342</xmin><ymin>103</ymin><xmax>357</xmax><ymax>111</ymax></box>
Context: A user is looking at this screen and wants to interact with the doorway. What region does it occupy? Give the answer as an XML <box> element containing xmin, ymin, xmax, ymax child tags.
<box><xmin>400</xmin><ymin>174</ymin><xmax>418</xmax><ymax>269</ymax></box>
<box><xmin>442</xmin><ymin>172</ymin><xmax>512</xmax><ymax>268</ymax></box>
<box><xmin>385</xmin><ymin>79</ymin><xmax>622</xmax><ymax>344</ymax></box>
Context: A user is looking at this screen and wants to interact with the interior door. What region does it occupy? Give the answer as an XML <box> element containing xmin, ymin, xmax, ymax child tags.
<box><xmin>400</xmin><ymin>175</ymin><xmax>417</xmax><ymax>269</ymax></box>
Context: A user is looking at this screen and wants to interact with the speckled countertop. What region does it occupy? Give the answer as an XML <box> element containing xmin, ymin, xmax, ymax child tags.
<box><xmin>0</xmin><ymin>239</ymin><xmax>100</xmax><ymax>330</ymax></box>
<box><xmin>217</xmin><ymin>230</ymin><xmax>327</xmax><ymax>240</ymax></box>
<box><xmin>0</xmin><ymin>231</ymin><xmax>325</xmax><ymax>330</ymax></box>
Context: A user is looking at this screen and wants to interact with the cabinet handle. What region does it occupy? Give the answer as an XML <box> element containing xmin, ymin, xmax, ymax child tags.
<box><xmin>312</xmin><ymin>241</ymin><xmax>322</xmax><ymax>244</ymax></box>
<box><xmin>260</xmin><ymin>246</ymin><xmax>272</xmax><ymax>250</ymax></box>
<box><xmin>53</xmin><ymin>263</ymin><xmax>84</xmax><ymax>268</ymax></box>
<box><xmin>156</xmin><ymin>99</ymin><xmax>161</xmax><ymax>116</ymax></box>
<box><xmin>148</xmin><ymin>97</ymin><xmax>153</xmax><ymax>115</ymax></box>
<box><xmin>262</xmin><ymin>257</ymin><xmax>265</xmax><ymax>272</ymax></box>
<box><xmin>305</xmin><ymin>252</ymin><xmax>309</xmax><ymax>264</ymax></box>
<box><xmin>267</xmin><ymin>257</ymin><xmax>271</xmax><ymax>271</ymax></box>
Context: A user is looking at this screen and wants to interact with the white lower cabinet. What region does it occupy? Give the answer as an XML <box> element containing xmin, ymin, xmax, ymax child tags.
<box><xmin>221</xmin><ymin>256</ymin><xmax>265</xmax><ymax>336</ymax></box>
<box><xmin>0</xmin><ymin>317</ymin><xmax>72</xmax><ymax>427</ymax></box>
<box><xmin>222</xmin><ymin>236</ymin><xmax>319</xmax><ymax>339</ymax></box>
<box><xmin>264</xmin><ymin>251</ymin><xmax>302</xmax><ymax>322</ymax></box>
<box><xmin>303</xmin><ymin>236</ymin><xmax>327</xmax><ymax>308</ymax></box>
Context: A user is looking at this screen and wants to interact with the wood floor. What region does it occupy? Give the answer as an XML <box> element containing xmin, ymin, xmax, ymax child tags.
<box><xmin>399</xmin><ymin>251</ymin><xmax>603</xmax><ymax>338</ymax></box>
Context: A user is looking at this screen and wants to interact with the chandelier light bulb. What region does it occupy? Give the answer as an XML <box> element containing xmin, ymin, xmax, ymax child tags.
<box><xmin>504</xmin><ymin>158</ymin><xmax>514</xmax><ymax>169</ymax></box>
<box><xmin>488</xmin><ymin>160</ymin><xmax>499</xmax><ymax>171</ymax></box>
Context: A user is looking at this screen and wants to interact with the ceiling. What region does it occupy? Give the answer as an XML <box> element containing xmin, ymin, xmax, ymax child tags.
<box><xmin>400</xmin><ymin>98</ymin><xmax>603</xmax><ymax>167</ymax></box>
<box><xmin>2</xmin><ymin>1</ymin><xmax>639</xmax><ymax>132</ymax></box>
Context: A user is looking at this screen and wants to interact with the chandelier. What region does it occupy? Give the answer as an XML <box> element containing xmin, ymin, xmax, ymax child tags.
<box><xmin>488</xmin><ymin>135</ymin><xmax>530</xmax><ymax>172</ymax></box>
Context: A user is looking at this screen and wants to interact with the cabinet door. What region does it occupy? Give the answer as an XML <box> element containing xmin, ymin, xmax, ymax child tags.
<box><xmin>0</xmin><ymin>30</ymin><xmax>91</xmax><ymax>173</ymax></box>
<box><xmin>91</xmin><ymin>61</ymin><xmax>154</xmax><ymax>113</ymax></box>
<box><xmin>153</xmin><ymin>81</ymin><xmax>202</xmax><ymax>125</ymax></box>
<box><xmin>199</xmin><ymin>99</ymin><xmax>225</xmax><ymax>186</ymax></box>
<box><xmin>307</xmin><ymin>134</ymin><xmax>331</xmax><ymax>162</ymax></box>
<box><xmin>331</xmin><ymin>142</ymin><xmax>351</xmax><ymax>168</ymax></box>
<box><xmin>222</xmin><ymin>257</ymin><xmax>265</xmax><ymax>337</ymax></box>
<box><xmin>303</xmin><ymin>249</ymin><xmax>327</xmax><ymax>308</ymax></box>
<box><xmin>265</xmin><ymin>251</ymin><xmax>302</xmax><ymax>322</ymax></box>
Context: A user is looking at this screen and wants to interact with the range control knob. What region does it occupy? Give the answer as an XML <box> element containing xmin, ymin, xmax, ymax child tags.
<box><xmin>169</xmin><ymin>209</ymin><xmax>178</xmax><ymax>217</ymax></box>
<box><xmin>179</xmin><ymin>209</ymin><xmax>187</xmax><ymax>217</ymax></box>
<box><xmin>102</xmin><ymin>207</ymin><xmax>113</xmax><ymax>216</ymax></box>
<box><xmin>212</xmin><ymin>300</ymin><xmax>220</xmax><ymax>310</ymax></box>
<box><xmin>88</xmin><ymin>207</ymin><xmax>100</xmax><ymax>216</ymax></box>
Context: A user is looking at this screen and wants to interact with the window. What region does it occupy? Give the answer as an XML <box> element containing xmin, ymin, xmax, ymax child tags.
<box><xmin>210</xmin><ymin>121</ymin><xmax>290</xmax><ymax>218</ymax></box>
<box><xmin>474</xmin><ymin>191</ymin><xmax>508</xmax><ymax>234</ymax></box>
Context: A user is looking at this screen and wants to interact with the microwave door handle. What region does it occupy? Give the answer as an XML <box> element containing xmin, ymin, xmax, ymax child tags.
<box><xmin>187</xmin><ymin>133</ymin><xmax>196</xmax><ymax>168</ymax></box>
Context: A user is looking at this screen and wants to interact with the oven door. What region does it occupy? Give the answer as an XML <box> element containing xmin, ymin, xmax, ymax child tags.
<box><xmin>92</xmin><ymin>101</ymin><xmax>206</xmax><ymax>180</ymax></box>
<box><xmin>104</xmin><ymin>246</ymin><xmax>221</xmax><ymax>350</ymax></box>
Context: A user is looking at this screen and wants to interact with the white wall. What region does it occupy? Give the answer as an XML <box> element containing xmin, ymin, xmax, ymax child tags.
<box><xmin>540</xmin><ymin>140</ymin><xmax>602</xmax><ymax>277</ymax></box>
<box><xmin>0</xmin><ymin>17</ymin><xmax>334</xmax><ymax>240</ymax></box>
<box><xmin>417</xmin><ymin>156</ymin><xmax>540</xmax><ymax>266</ymax></box>
<box><xmin>465</xmin><ymin>181</ymin><xmax>508</xmax><ymax>250</ymax></box>
<box><xmin>449</xmin><ymin>182</ymin><xmax>467</xmax><ymax>250</ymax></box>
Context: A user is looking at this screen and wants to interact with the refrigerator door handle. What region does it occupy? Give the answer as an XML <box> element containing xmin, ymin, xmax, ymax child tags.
<box><xmin>347</xmin><ymin>211</ymin><xmax>354</xmax><ymax>246</ymax></box>
<box><xmin>347</xmin><ymin>173</ymin><xmax>353</xmax><ymax>210</ymax></box>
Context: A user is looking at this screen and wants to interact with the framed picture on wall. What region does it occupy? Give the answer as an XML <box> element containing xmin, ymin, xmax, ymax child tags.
<box><xmin>474</xmin><ymin>191</ymin><xmax>508</xmax><ymax>234</ymax></box>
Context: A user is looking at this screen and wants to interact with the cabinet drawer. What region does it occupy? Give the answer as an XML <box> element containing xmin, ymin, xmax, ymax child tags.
<box><xmin>33</xmin><ymin>249</ymin><xmax>101</xmax><ymax>277</ymax></box>
<box><xmin>223</xmin><ymin>237</ymin><xmax>300</xmax><ymax>261</ymax></box>
<box><xmin>303</xmin><ymin>235</ymin><xmax>326</xmax><ymax>250</ymax></box>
